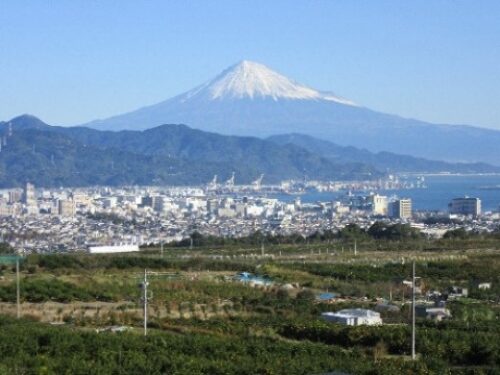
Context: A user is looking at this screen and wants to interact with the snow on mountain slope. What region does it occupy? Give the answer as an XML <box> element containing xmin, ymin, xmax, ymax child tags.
<box><xmin>181</xmin><ymin>60</ymin><xmax>355</xmax><ymax>104</ymax></box>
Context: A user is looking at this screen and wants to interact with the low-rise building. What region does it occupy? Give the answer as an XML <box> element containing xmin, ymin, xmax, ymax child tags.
<box><xmin>449</xmin><ymin>286</ymin><xmax>468</xmax><ymax>299</ymax></box>
<box><xmin>416</xmin><ymin>305</ymin><xmax>451</xmax><ymax>321</ymax></box>
<box><xmin>88</xmin><ymin>245</ymin><xmax>139</xmax><ymax>254</ymax></box>
<box><xmin>321</xmin><ymin>309</ymin><xmax>382</xmax><ymax>326</ymax></box>
<box><xmin>477</xmin><ymin>282</ymin><xmax>491</xmax><ymax>290</ymax></box>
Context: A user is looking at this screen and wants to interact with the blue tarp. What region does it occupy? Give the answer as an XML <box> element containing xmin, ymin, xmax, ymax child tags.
<box><xmin>318</xmin><ymin>292</ymin><xmax>337</xmax><ymax>300</ymax></box>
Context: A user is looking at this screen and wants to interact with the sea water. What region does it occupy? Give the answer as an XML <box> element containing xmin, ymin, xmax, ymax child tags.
<box><xmin>273</xmin><ymin>174</ymin><xmax>500</xmax><ymax>212</ymax></box>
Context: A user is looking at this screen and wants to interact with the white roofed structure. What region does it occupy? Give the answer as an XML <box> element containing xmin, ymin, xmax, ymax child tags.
<box><xmin>321</xmin><ymin>308</ymin><xmax>382</xmax><ymax>326</ymax></box>
<box><xmin>88</xmin><ymin>245</ymin><xmax>139</xmax><ymax>254</ymax></box>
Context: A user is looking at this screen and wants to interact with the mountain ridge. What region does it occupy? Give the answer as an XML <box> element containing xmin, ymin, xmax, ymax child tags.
<box><xmin>80</xmin><ymin>61</ymin><xmax>500</xmax><ymax>165</ymax></box>
<box><xmin>0</xmin><ymin>115</ymin><xmax>378</xmax><ymax>187</ymax></box>
<box><xmin>1</xmin><ymin>115</ymin><xmax>498</xmax><ymax>190</ymax></box>
<box><xmin>268</xmin><ymin>133</ymin><xmax>500</xmax><ymax>174</ymax></box>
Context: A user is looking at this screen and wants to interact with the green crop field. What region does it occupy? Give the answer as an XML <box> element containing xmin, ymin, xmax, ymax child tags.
<box><xmin>0</xmin><ymin>239</ymin><xmax>498</xmax><ymax>374</ymax></box>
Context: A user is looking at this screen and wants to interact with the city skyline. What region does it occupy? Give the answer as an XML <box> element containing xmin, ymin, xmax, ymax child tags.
<box><xmin>0</xmin><ymin>179</ymin><xmax>492</xmax><ymax>255</ymax></box>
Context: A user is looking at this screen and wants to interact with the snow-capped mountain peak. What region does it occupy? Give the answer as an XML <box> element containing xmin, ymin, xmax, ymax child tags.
<box><xmin>183</xmin><ymin>60</ymin><xmax>355</xmax><ymax>105</ymax></box>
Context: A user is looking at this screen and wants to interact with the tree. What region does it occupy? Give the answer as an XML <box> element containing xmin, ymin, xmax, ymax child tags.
<box><xmin>367</xmin><ymin>222</ymin><xmax>421</xmax><ymax>241</ymax></box>
<box><xmin>443</xmin><ymin>228</ymin><xmax>468</xmax><ymax>239</ymax></box>
<box><xmin>0</xmin><ymin>243</ymin><xmax>16</xmax><ymax>255</ymax></box>
<box><xmin>296</xmin><ymin>289</ymin><xmax>315</xmax><ymax>302</ymax></box>
<box><xmin>338</xmin><ymin>224</ymin><xmax>367</xmax><ymax>240</ymax></box>
<box><xmin>276</xmin><ymin>289</ymin><xmax>290</xmax><ymax>301</ymax></box>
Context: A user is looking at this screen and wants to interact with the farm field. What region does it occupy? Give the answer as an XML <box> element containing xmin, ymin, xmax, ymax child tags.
<box><xmin>0</xmin><ymin>242</ymin><xmax>499</xmax><ymax>374</ymax></box>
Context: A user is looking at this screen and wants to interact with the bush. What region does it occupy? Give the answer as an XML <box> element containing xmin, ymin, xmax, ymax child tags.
<box><xmin>296</xmin><ymin>289</ymin><xmax>315</xmax><ymax>302</ymax></box>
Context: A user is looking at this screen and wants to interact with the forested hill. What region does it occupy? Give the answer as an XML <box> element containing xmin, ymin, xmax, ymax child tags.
<box><xmin>0</xmin><ymin>128</ymin><xmax>236</xmax><ymax>187</ymax></box>
<box><xmin>0</xmin><ymin>116</ymin><xmax>377</xmax><ymax>187</ymax></box>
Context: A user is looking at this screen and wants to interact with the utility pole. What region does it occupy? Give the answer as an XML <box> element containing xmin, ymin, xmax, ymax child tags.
<box><xmin>412</xmin><ymin>260</ymin><xmax>416</xmax><ymax>360</ymax></box>
<box><xmin>160</xmin><ymin>241</ymin><xmax>164</xmax><ymax>258</ymax></box>
<box><xmin>354</xmin><ymin>240</ymin><xmax>357</xmax><ymax>256</ymax></box>
<box><xmin>16</xmin><ymin>258</ymin><xmax>20</xmax><ymax>319</ymax></box>
<box><xmin>141</xmin><ymin>269</ymin><xmax>150</xmax><ymax>336</ymax></box>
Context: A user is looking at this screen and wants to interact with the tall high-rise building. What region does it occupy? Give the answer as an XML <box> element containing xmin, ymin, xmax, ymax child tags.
<box><xmin>8</xmin><ymin>190</ymin><xmax>22</xmax><ymax>204</ymax></box>
<box><xmin>389</xmin><ymin>199</ymin><xmax>412</xmax><ymax>219</ymax></box>
<box><xmin>449</xmin><ymin>197</ymin><xmax>481</xmax><ymax>217</ymax></box>
<box><xmin>23</xmin><ymin>182</ymin><xmax>37</xmax><ymax>207</ymax></box>
<box><xmin>153</xmin><ymin>196</ymin><xmax>165</xmax><ymax>213</ymax></box>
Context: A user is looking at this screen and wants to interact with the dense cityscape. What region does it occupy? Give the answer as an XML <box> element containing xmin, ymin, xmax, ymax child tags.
<box><xmin>0</xmin><ymin>177</ymin><xmax>496</xmax><ymax>254</ymax></box>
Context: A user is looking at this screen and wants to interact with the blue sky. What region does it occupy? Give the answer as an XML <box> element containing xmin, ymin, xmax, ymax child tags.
<box><xmin>1</xmin><ymin>1</ymin><xmax>499</xmax><ymax>129</ymax></box>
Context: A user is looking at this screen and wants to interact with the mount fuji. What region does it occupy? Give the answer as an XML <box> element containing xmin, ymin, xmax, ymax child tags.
<box><xmin>83</xmin><ymin>61</ymin><xmax>500</xmax><ymax>165</ymax></box>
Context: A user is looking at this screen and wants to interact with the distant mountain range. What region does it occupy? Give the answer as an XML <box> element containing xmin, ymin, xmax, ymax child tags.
<box><xmin>0</xmin><ymin>115</ymin><xmax>497</xmax><ymax>188</ymax></box>
<box><xmin>268</xmin><ymin>134</ymin><xmax>499</xmax><ymax>174</ymax></box>
<box><xmin>81</xmin><ymin>60</ymin><xmax>500</xmax><ymax>165</ymax></box>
